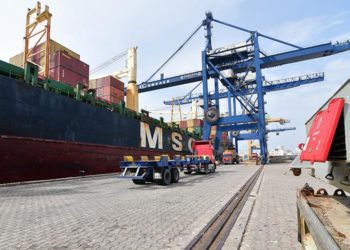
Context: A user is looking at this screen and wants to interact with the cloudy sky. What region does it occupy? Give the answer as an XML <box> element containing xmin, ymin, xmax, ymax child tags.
<box><xmin>2</xmin><ymin>0</ymin><xmax>350</xmax><ymax>153</ymax></box>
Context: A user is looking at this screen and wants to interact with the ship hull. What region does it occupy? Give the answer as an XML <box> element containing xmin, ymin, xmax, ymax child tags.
<box><xmin>0</xmin><ymin>135</ymin><xmax>177</xmax><ymax>184</ymax></box>
<box><xmin>0</xmin><ymin>71</ymin><xmax>195</xmax><ymax>184</ymax></box>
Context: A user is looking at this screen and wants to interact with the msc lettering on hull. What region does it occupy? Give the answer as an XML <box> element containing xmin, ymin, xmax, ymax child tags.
<box><xmin>140</xmin><ymin>122</ymin><xmax>192</xmax><ymax>152</ymax></box>
<box><xmin>140</xmin><ymin>122</ymin><xmax>163</xmax><ymax>149</ymax></box>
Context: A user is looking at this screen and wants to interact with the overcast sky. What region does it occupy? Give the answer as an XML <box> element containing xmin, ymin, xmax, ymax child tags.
<box><xmin>2</xmin><ymin>0</ymin><xmax>350</xmax><ymax>153</ymax></box>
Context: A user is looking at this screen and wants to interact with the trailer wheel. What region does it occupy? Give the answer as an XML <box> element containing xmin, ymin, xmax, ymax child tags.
<box><xmin>171</xmin><ymin>168</ymin><xmax>180</xmax><ymax>183</ymax></box>
<box><xmin>158</xmin><ymin>168</ymin><xmax>171</xmax><ymax>185</ymax></box>
<box><xmin>132</xmin><ymin>179</ymin><xmax>146</xmax><ymax>185</ymax></box>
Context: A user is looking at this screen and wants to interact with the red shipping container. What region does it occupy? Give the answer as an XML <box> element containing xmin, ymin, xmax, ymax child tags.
<box><xmin>95</xmin><ymin>85</ymin><xmax>124</xmax><ymax>97</ymax></box>
<box><xmin>179</xmin><ymin>121</ymin><xmax>187</xmax><ymax>128</ymax></box>
<box><xmin>50</xmin><ymin>50</ymin><xmax>89</xmax><ymax>77</ymax></box>
<box><xmin>96</xmin><ymin>76</ymin><xmax>124</xmax><ymax>90</ymax></box>
<box><xmin>49</xmin><ymin>66</ymin><xmax>88</xmax><ymax>88</ymax></box>
<box><xmin>193</xmin><ymin>119</ymin><xmax>204</xmax><ymax>127</ymax></box>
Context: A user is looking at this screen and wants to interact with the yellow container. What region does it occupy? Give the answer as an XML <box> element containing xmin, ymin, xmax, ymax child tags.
<box><xmin>9</xmin><ymin>53</ymin><xmax>24</xmax><ymax>67</ymax></box>
<box><xmin>89</xmin><ymin>79</ymin><xmax>97</xmax><ymax>89</ymax></box>
<box><xmin>187</xmin><ymin>119</ymin><xmax>194</xmax><ymax>127</ymax></box>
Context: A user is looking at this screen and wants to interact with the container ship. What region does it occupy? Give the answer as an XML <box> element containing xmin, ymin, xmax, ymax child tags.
<box><xmin>0</xmin><ymin>3</ymin><xmax>197</xmax><ymax>184</ymax></box>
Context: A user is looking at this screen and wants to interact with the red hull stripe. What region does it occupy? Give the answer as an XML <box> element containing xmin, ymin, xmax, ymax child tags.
<box><xmin>0</xmin><ymin>135</ymin><xmax>175</xmax><ymax>184</ymax></box>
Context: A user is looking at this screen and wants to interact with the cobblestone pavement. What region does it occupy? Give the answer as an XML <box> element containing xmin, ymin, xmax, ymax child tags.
<box><xmin>0</xmin><ymin>165</ymin><xmax>258</xmax><ymax>249</ymax></box>
<box><xmin>238</xmin><ymin>164</ymin><xmax>341</xmax><ymax>250</ymax></box>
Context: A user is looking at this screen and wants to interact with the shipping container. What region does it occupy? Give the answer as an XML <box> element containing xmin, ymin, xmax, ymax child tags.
<box><xmin>180</xmin><ymin>120</ymin><xmax>187</xmax><ymax>128</ymax></box>
<box><xmin>50</xmin><ymin>50</ymin><xmax>89</xmax><ymax>77</ymax></box>
<box><xmin>194</xmin><ymin>126</ymin><xmax>202</xmax><ymax>134</ymax></box>
<box><xmin>89</xmin><ymin>79</ymin><xmax>97</xmax><ymax>89</ymax></box>
<box><xmin>95</xmin><ymin>86</ymin><xmax>124</xmax><ymax>98</ymax></box>
<box><xmin>95</xmin><ymin>76</ymin><xmax>124</xmax><ymax>90</ymax></box>
<box><xmin>9</xmin><ymin>39</ymin><xmax>80</xmax><ymax>68</ymax></box>
<box><xmin>193</xmin><ymin>119</ymin><xmax>204</xmax><ymax>127</ymax></box>
<box><xmin>49</xmin><ymin>66</ymin><xmax>88</xmax><ymax>88</ymax></box>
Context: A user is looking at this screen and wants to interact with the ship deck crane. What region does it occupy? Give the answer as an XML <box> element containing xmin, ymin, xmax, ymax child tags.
<box><xmin>137</xmin><ymin>12</ymin><xmax>350</xmax><ymax>164</ymax></box>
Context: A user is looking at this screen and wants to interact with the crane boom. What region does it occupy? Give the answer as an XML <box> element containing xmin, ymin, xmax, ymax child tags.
<box><xmin>163</xmin><ymin>73</ymin><xmax>324</xmax><ymax>105</ymax></box>
<box><xmin>138</xmin><ymin>41</ymin><xmax>350</xmax><ymax>93</ymax></box>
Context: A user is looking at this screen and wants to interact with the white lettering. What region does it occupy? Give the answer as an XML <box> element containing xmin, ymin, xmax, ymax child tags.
<box><xmin>140</xmin><ymin>122</ymin><xmax>163</xmax><ymax>149</ymax></box>
<box><xmin>188</xmin><ymin>138</ymin><xmax>194</xmax><ymax>153</ymax></box>
<box><xmin>172</xmin><ymin>132</ymin><xmax>183</xmax><ymax>151</ymax></box>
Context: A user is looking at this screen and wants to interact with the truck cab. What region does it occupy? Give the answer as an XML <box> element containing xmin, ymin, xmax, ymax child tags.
<box><xmin>222</xmin><ymin>150</ymin><xmax>239</xmax><ymax>164</ymax></box>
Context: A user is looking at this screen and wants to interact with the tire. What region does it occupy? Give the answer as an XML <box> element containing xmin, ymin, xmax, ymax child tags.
<box><xmin>204</xmin><ymin>165</ymin><xmax>209</xmax><ymax>174</ymax></box>
<box><xmin>195</xmin><ymin>163</ymin><xmax>201</xmax><ymax>174</ymax></box>
<box><xmin>159</xmin><ymin>168</ymin><xmax>172</xmax><ymax>185</ymax></box>
<box><xmin>132</xmin><ymin>179</ymin><xmax>146</xmax><ymax>185</ymax></box>
<box><xmin>171</xmin><ymin>168</ymin><xmax>180</xmax><ymax>183</ymax></box>
<box><xmin>211</xmin><ymin>163</ymin><xmax>216</xmax><ymax>173</ymax></box>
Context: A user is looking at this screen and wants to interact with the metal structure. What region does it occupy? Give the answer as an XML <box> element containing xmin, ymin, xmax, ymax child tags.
<box><xmin>162</xmin><ymin>73</ymin><xmax>324</xmax><ymax>105</ymax></box>
<box><xmin>119</xmin><ymin>140</ymin><xmax>216</xmax><ymax>185</ymax></box>
<box><xmin>297</xmin><ymin>184</ymin><xmax>350</xmax><ymax>249</ymax></box>
<box><xmin>24</xmin><ymin>2</ymin><xmax>52</xmax><ymax>77</ymax></box>
<box><xmin>138</xmin><ymin>12</ymin><xmax>350</xmax><ymax>164</ymax></box>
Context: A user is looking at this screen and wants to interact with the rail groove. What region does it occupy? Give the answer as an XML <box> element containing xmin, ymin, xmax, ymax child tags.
<box><xmin>186</xmin><ymin>166</ymin><xmax>264</xmax><ymax>250</ymax></box>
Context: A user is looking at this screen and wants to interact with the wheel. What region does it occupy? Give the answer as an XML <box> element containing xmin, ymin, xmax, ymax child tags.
<box><xmin>132</xmin><ymin>179</ymin><xmax>146</xmax><ymax>185</ymax></box>
<box><xmin>211</xmin><ymin>163</ymin><xmax>216</xmax><ymax>173</ymax></box>
<box><xmin>159</xmin><ymin>168</ymin><xmax>171</xmax><ymax>185</ymax></box>
<box><xmin>196</xmin><ymin>163</ymin><xmax>202</xmax><ymax>174</ymax></box>
<box><xmin>204</xmin><ymin>164</ymin><xmax>209</xmax><ymax>174</ymax></box>
<box><xmin>184</xmin><ymin>166</ymin><xmax>191</xmax><ymax>174</ymax></box>
<box><xmin>171</xmin><ymin>168</ymin><xmax>180</xmax><ymax>183</ymax></box>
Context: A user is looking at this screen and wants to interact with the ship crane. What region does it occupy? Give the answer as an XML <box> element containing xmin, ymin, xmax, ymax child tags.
<box><xmin>137</xmin><ymin>12</ymin><xmax>350</xmax><ymax>164</ymax></box>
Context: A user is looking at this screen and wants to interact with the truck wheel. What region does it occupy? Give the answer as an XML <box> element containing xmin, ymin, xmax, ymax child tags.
<box><xmin>211</xmin><ymin>163</ymin><xmax>216</xmax><ymax>173</ymax></box>
<box><xmin>132</xmin><ymin>179</ymin><xmax>146</xmax><ymax>185</ymax></box>
<box><xmin>204</xmin><ymin>165</ymin><xmax>209</xmax><ymax>174</ymax></box>
<box><xmin>171</xmin><ymin>168</ymin><xmax>180</xmax><ymax>183</ymax></box>
<box><xmin>159</xmin><ymin>168</ymin><xmax>171</xmax><ymax>185</ymax></box>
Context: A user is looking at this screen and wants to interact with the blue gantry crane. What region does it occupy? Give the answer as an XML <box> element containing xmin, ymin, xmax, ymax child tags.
<box><xmin>162</xmin><ymin>73</ymin><xmax>324</xmax><ymax>105</ymax></box>
<box><xmin>137</xmin><ymin>12</ymin><xmax>350</xmax><ymax>164</ymax></box>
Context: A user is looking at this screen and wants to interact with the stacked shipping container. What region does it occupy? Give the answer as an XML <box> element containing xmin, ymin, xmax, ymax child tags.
<box><xmin>49</xmin><ymin>51</ymin><xmax>89</xmax><ymax>88</ymax></box>
<box><xmin>179</xmin><ymin>119</ymin><xmax>204</xmax><ymax>135</ymax></box>
<box><xmin>9</xmin><ymin>40</ymin><xmax>89</xmax><ymax>88</ymax></box>
<box><xmin>89</xmin><ymin>76</ymin><xmax>124</xmax><ymax>104</ymax></box>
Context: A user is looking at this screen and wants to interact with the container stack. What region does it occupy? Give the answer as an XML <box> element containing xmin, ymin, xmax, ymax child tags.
<box><xmin>49</xmin><ymin>50</ymin><xmax>89</xmax><ymax>88</ymax></box>
<box><xmin>210</xmin><ymin>126</ymin><xmax>229</xmax><ymax>141</ymax></box>
<box><xmin>179</xmin><ymin>119</ymin><xmax>203</xmax><ymax>134</ymax></box>
<box><xmin>9</xmin><ymin>39</ymin><xmax>89</xmax><ymax>88</ymax></box>
<box><xmin>89</xmin><ymin>76</ymin><xmax>124</xmax><ymax>104</ymax></box>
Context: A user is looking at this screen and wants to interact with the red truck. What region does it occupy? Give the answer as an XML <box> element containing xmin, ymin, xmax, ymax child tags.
<box><xmin>184</xmin><ymin>140</ymin><xmax>217</xmax><ymax>174</ymax></box>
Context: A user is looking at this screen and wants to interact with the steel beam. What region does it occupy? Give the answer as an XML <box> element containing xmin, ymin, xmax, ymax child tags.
<box><xmin>162</xmin><ymin>73</ymin><xmax>324</xmax><ymax>105</ymax></box>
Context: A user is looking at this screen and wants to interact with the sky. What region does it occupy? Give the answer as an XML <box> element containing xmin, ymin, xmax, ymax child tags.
<box><xmin>2</xmin><ymin>0</ymin><xmax>350</xmax><ymax>154</ymax></box>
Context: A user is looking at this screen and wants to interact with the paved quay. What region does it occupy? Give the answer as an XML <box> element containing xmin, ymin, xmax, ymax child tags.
<box><xmin>0</xmin><ymin>165</ymin><xmax>258</xmax><ymax>249</ymax></box>
<box><xmin>228</xmin><ymin>163</ymin><xmax>342</xmax><ymax>250</ymax></box>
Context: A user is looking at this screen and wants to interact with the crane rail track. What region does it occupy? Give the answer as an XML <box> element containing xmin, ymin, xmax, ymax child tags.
<box><xmin>186</xmin><ymin>165</ymin><xmax>264</xmax><ymax>250</ymax></box>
